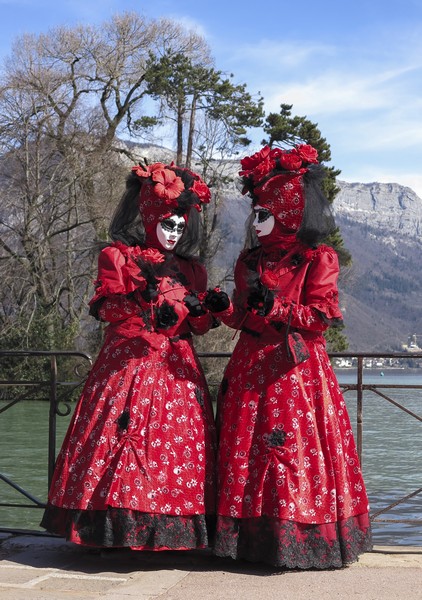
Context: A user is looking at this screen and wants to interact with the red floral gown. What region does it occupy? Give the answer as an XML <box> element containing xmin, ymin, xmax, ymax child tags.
<box><xmin>213</xmin><ymin>240</ymin><xmax>372</xmax><ymax>568</ymax></box>
<box><xmin>41</xmin><ymin>241</ymin><xmax>217</xmax><ymax>550</ymax></box>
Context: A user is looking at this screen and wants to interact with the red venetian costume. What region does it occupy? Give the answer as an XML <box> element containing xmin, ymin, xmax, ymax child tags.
<box><xmin>213</xmin><ymin>146</ymin><xmax>372</xmax><ymax>568</ymax></box>
<box><xmin>41</xmin><ymin>164</ymin><xmax>217</xmax><ymax>550</ymax></box>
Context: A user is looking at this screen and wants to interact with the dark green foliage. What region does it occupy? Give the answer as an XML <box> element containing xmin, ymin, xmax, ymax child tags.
<box><xmin>0</xmin><ymin>309</ymin><xmax>81</xmax><ymax>399</ymax></box>
<box><xmin>324</xmin><ymin>323</ymin><xmax>349</xmax><ymax>353</ymax></box>
<box><xmin>142</xmin><ymin>51</ymin><xmax>264</xmax><ymax>166</ymax></box>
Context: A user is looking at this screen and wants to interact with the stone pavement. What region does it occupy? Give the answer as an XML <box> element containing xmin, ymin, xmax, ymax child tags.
<box><xmin>0</xmin><ymin>533</ymin><xmax>421</xmax><ymax>600</ymax></box>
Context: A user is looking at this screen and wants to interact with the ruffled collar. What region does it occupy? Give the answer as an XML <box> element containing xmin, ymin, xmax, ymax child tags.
<box><xmin>111</xmin><ymin>241</ymin><xmax>173</xmax><ymax>262</ymax></box>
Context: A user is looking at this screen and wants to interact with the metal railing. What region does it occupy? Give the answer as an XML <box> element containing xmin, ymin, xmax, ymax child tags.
<box><xmin>328</xmin><ymin>352</ymin><xmax>421</xmax><ymax>529</ymax></box>
<box><xmin>0</xmin><ymin>350</ymin><xmax>92</xmax><ymax>517</ymax></box>
<box><xmin>0</xmin><ymin>349</ymin><xmax>420</xmax><ymax>537</ymax></box>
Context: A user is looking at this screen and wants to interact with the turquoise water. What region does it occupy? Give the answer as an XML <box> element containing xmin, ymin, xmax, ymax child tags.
<box><xmin>0</xmin><ymin>370</ymin><xmax>420</xmax><ymax>546</ymax></box>
<box><xmin>0</xmin><ymin>398</ymin><xmax>73</xmax><ymax>531</ymax></box>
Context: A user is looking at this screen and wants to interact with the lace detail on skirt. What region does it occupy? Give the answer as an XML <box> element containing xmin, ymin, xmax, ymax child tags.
<box><xmin>213</xmin><ymin>514</ymin><xmax>372</xmax><ymax>569</ymax></box>
<box><xmin>41</xmin><ymin>505</ymin><xmax>215</xmax><ymax>550</ymax></box>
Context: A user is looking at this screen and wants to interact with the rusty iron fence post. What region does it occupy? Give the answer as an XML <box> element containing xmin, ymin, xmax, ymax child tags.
<box><xmin>48</xmin><ymin>354</ymin><xmax>58</xmax><ymax>488</ymax></box>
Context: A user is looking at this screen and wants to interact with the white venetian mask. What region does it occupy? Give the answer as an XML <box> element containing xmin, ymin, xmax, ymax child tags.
<box><xmin>156</xmin><ymin>215</ymin><xmax>186</xmax><ymax>250</ymax></box>
<box><xmin>252</xmin><ymin>204</ymin><xmax>275</xmax><ymax>237</ymax></box>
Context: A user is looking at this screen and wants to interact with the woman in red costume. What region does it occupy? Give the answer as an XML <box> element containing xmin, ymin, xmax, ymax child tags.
<box><xmin>206</xmin><ymin>145</ymin><xmax>372</xmax><ymax>568</ymax></box>
<box><xmin>41</xmin><ymin>162</ymin><xmax>217</xmax><ymax>550</ymax></box>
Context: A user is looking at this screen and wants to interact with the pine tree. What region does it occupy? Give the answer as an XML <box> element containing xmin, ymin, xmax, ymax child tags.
<box><xmin>142</xmin><ymin>51</ymin><xmax>264</xmax><ymax>168</ymax></box>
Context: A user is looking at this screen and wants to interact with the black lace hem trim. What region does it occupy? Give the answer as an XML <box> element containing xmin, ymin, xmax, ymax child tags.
<box><xmin>213</xmin><ymin>514</ymin><xmax>372</xmax><ymax>569</ymax></box>
<box><xmin>41</xmin><ymin>505</ymin><xmax>215</xmax><ymax>550</ymax></box>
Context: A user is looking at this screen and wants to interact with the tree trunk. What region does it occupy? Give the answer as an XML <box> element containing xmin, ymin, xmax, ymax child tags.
<box><xmin>186</xmin><ymin>95</ymin><xmax>197</xmax><ymax>169</ymax></box>
<box><xmin>176</xmin><ymin>99</ymin><xmax>184</xmax><ymax>165</ymax></box>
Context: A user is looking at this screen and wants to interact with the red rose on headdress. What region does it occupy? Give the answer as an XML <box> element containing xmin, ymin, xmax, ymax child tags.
<box><xmin>251</xmin><ymin>155</ymin><xmax>276</xmax><ymax>183</ymax></box>
<box><xmin>151</xmin><ymin>168</ymin><xmax>185</xmax><ymax>202</ymax></box>
<box><xmin>192</xmin><ymin>179</ymin><xmax>211</xmax><ymax>203</ymax></box>
<box><xmin>296</xmin><ymin>144</ymin><xmax>318</xmax><ymax>164</ymax></box>
<box><xmin>132</xmin><ymin>162</ymin><xmax>166</xmax><ymax>179</ymax></box>
<box><xmin>277</xmin><ymin>149</ymin><xmax>303</xmax><ymax>171</ymax></box>
<box><xmin>132</xmin><ymin>165</ymin><xmax>150</xmax><ymax>178</ymax></box>
<box><xmin>240</xmin><ymin>145</ymin><xmax>271</xmax><ymax>173</ymax></box>
<box><xmin>149</xmin><ymin>162</ymin><xmax>167</xmax><ymax>174</ymax></box>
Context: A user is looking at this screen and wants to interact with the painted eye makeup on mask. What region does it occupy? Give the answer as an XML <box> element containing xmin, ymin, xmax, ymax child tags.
<box><xmin>254</xmin><ymin>209</ymin><xmax>273</xmax><ymax>223</ymax></box>
<box><xmin>252</xmin><ymin>205</ymin><xmax>275</xmax><ymax>237</ymax></box>
<box><xmin>156</xmin><ymin>215</ymin><xmax>186</xmax><ymax>251</ymax></box>
<box><xmin>161</xmin><ymin>219</ymin><xmax>185</xmax><ymax>234</ymax></box>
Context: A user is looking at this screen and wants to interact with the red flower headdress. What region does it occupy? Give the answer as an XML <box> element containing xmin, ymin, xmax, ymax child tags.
<box><xmin>239</xmin><ymin>144</ymin><xmax>319</xmax><ymax>231</ymax></box>
<box><xmin>132</xmin><ymin>162</ymin><xmax>211</xmax><ymax>233</ymax></box>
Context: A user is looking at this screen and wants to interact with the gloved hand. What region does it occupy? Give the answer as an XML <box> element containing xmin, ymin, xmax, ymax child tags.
<box><xmin>247</xmin><ymin>283</ymin><xmax>274</xmax><ymax>316</ymax></box>
<box><xmin>139</xmin><ymin>280</ymin><xmax>159</xmax><ymax>302</ymax></box>
<box><xmin>204</xmin><ymin>288</ymin><xmax>230</xmax><ymax>313</ymax></box>
<box><xmin>184</xmin><ymin>293</ymin><xmax>206</xmax><ymax>317</ymax></box>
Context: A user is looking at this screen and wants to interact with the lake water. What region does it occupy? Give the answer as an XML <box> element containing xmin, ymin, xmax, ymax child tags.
<box><xmin>337</xmin><ymin>370</ymin><xmax>422</xmax><ymax>546</ymax></box>
<box><xmin>336</xmin><ymin>369</ymin><xmax>421</xmax><ymax>546</ymax></box>
<box><xmin>0</xmin><ymin>369</ymin><xmax>421</xmax><ymax>546</ymax></box>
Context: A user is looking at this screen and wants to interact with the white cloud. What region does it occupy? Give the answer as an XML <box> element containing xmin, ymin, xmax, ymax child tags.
<box><xmin>162</xmin><ymin>15</ymin><xmax>209</xmax><ymax>40</ymax></box>
<box><xmin>242</xmin><ymin>49</ymin><xmax>422</xmax><ymax>196</ymax></box>
<box><xmin>182</xmin><ymin>17</ymin><xmax>208</xmax><ymax>38</ymax></box>
<box><xmin>261</xmin><ymin>61</ymin><xmax>421</xmax><ymax>114</ymax></box>
<box><xmin>229</xmin><ymin>39</ymin><xmax>336</xmax><ymax>69</ymax></box>
<box><xmin>264</xmin><ymin>77</ymin><xmax>383</xmax><ymax>116</ymax></box>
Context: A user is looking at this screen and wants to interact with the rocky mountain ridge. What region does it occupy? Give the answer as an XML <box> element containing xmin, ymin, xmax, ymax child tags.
<box><xmin>332</xmin><ymin>181</ymin><xmax>421</xmax><ymax>351</ymax></box>
<box><xmin>334</xmin><ymin>180</ymin><xmax>421</xmax><ymax>244</ymax></box>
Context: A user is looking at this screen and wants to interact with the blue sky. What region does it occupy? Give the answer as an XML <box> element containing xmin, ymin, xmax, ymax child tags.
<box><xmin>1</xmin><ymin>0</ymin><xmax>422</xmax><ymax>197</ymax></box>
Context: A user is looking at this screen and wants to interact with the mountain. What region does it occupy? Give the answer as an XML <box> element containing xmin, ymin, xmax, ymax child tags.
<box><xmin>332</xmin><ymin>181</ymin><xmax>422</xmax><ymax>351</ymax></box>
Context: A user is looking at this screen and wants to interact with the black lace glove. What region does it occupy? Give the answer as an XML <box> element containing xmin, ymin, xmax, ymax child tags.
<box><xmin>139</xmin><ymin>279</ymin><xmax>159</xmax><ymax>302</ymax></box>
<box><xmin>204</xmin><ymin>288</ymin><xmax>230</xmax><ymax>313</ymax></box>
<box><xmin>247</xmin><ymin>283</ymin><xmax>274</xmax><ymax>316</ymax></box>
<box><xmin>184</xmin><ymin>293</ymin><xmax>206</xmax><ymax>317</ymax></box>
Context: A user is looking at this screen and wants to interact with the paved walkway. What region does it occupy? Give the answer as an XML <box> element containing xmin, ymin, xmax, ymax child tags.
<box><xmin>0</xmin><ymin>533</ymin><xmax>421</xmax><ymax>600</ymax></box>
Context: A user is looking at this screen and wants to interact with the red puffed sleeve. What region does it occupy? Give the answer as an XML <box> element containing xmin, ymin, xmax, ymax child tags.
<box><xmin>91</xmin><ymin>246</ymin><xmax>127</xmax><ymax>297</ymax></box>
<box><xmin>267</xmin><ymin>246</ymin><xmax>343</xmax><ymax>332</ymax></box>
<box><xmin>88</xmin><ymin>246</ymin><xmax>145</xmax><ymax>321</ymax></box>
